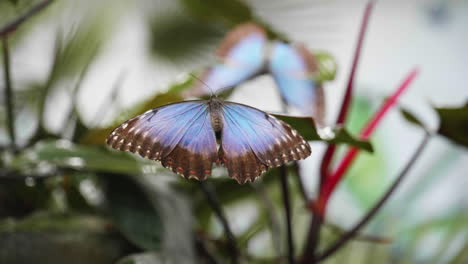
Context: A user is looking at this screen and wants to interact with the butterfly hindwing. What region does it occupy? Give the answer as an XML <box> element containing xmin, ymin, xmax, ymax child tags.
<box><xmin>106</xmin><ymin>101</ymin><xmax>217</xmax><ymax>180</ymax></box>
<box><xmin>270</xmin><ymin>42</ymin><xmax>325</xmax><ymax>126</ymax></box>
<box><xmin>220</xmin><ymin>102</ymin><xmax>311</xmax><ymax>183</ymax></box>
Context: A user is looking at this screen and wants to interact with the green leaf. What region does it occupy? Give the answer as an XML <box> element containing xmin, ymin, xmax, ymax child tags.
<box><xmin>273</xmin><ymin>114</ymin><xmax>374</xmax><ymax>152</ymax></box>
<box><xmin>103</xmin><ymin>174</ymin><xmax>195</xmax><ymax>261</ymax></box>
<box><xmin>11</xmin><ymin>139</ymin><xmax>157</xmax><ymax>175</ymax></box>
<box><xmin>104</xmin><ymin>173</ymin><xmax>163</xmax><ymax>251</ymax></box>
<box><xmin>435</xmin><ymin>103</ymin><xmax>468</xmax><ymax>148</ymax></box>
<box><xmin>400</xmin><ymin>108</ymin><xmax>425</xmax><ymax>128</ymax></box>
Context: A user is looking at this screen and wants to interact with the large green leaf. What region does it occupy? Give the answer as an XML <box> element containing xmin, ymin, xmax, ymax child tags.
<box><xmin>11</xmin><ymin>139</ymin><xmax>157</xmax><ymax>175</ymax></box>
<box><xmin>273</xmin><ymin>114</ymin><xmax>373</xmax><ymax>152</ymax></box>
<box><xmin>435</xmin><ymin>103</ymin><xmax>468</xmax><ymax>148</ymax></box>
<box><xmin>104</xmin><ymin>173</ymin><xmax>163</xmax><ymax>251</ymax></box>
<box><xmin>103</xmin><ymin>173</ymin><xmax>195</xmax><ymax>262</ymax></box>
<box><xmin>401</xmin><ymin>103</ymin><xmax>468</xmax><ymax>148</ymax></box>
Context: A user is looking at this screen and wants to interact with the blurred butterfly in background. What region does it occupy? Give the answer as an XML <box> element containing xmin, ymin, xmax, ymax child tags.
<box><xmin>107</xmin><ymin>98</ymin><xmax>311</xmax><ymax>184</ymax></box>
<box><xmin>185</xmin><ymin>22</ymin><xmax>326</xmax><ymax>127</ymax></box>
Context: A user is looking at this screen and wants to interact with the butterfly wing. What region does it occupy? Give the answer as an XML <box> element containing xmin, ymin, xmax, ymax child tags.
<box><xmin>219</xmin><ymin>102</ymin><xmax>311</xmax><ymax>183</ymax></box>
<box><xmin>269</xmin><ymin>42</ymin><xmax>325</xmax><ymax>126</ymax></box>
<box><xmin>186</xmin><ymin>23</ymin><xmax>267</xmax><ymax>96</ymax></box>
<box><xmin>106</xmin><ymin>101</ymin><xmax>217</xmax><ymax>180</ymax></box>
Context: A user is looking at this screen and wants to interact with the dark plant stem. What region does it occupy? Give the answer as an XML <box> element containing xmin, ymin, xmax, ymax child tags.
<box><xmin>2</xmin><ymin>37</ymin><xmax>16</xmax><ymax>152</ymax></box>
<box><xmin>316</xmin><ymin>131</ymin><xmax>431</xmax><ymax>261</ymax></box>
<box><xmin>300</xmin><ymin>214</ymin><xmax>322</xmax><ymax>264</ymax></box>
<box><xmin>195</xmin><ymin>235</ymin><xmax>219</xmax><ymax>264</ymax></box>
<box><xmin>279</xmin><ymin>166</ymin><xmax>295</xmax><ymax>264</ymax></box>
<box><xmin>199</xmin><ymin>181</ymin><xmax>239</xmax><ymax>264</ymax></box>
<box><xmin>0</xmin><ymin>0</ymin><xmax>54</xmax><ymax>37</ymax></box>
<box><xmin>292</xmin><ymin>162</ymin><xmax>308</xmax><ymax>203</ymax></box>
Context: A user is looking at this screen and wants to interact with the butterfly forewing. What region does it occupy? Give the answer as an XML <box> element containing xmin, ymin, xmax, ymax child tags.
<box><xmin>106</xmin><ymin>101</ymin><xmax>217</xmax><ymax>180</ymax></box>
<box><xmin>220</xmin><ymin>102</ymin><xmax>311</xmax><ymax>184</ymax></box>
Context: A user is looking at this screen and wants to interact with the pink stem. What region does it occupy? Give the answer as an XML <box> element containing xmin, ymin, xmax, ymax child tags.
<box><xmin>318</xmin><ymin>68</ymin><xmax>420</xmax><ymax>212</ymax></box>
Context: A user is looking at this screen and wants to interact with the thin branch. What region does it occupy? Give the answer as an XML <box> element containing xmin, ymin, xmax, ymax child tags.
<box><xmin>0</xmin><ymin>0</ymin><xmax>54</xmax><ymax>37</ymax></box>
<box><xmin>324</xmin><ymin>222</ymin><xmax>391</xmax><ymax>244</ymax></box>
<box><xmin>317</xmin><ymin>131</ymin><xmax>431</xmax><ymax>261</ymax></box>
<box><xmin>2</xmin><ymin>37</ymin><xmax>16</xmax><ymax>152</ymax></box>
<box><xmin>293</xmin><ymin>162</ymin><xmax>309</xmax><ymax>204</ymax></box>
<box><xmin>279</xmin><ymin>166</ymin><xmax>296</xmax><ymax>264</ymax></box>
<box><xmin>300</xmin><ymin>214</ymin><xmax>322</xmax><ymax>264</ymax></box>
<box><xmin>195</xmin><ymin>235</ymin><xmax>219</xmax><ymax>264</ymax></box>
<box><xmin>199</xmin><ymin>181</ymin><xmax>239</xmax><ymax>264</ymax></box>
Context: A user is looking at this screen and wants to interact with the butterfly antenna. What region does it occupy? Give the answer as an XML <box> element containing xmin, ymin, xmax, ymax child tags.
<box><xmin>190</xmin><ymin>73</ymin><xmax>216</xmax><ymax>98</ymax></box>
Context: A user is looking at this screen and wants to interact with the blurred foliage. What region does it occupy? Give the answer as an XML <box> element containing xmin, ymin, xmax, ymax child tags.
<box><xmin>149</xmin><ymin>14</ymin><xmax>222</xmax><ymax>62</ymax></box>
<box><xmin>11</xmin><ymin>139</ymin><xmax>150</xmax><ymax>175</ymax></box>
<box><xmin>179</xmin><ymin>0</ymin><xmax>253</xmax><ymax>26</ymax></box>
<box><xmin>0</xmin><ymin>212</ymin><xmax>134</xmax><ymax>264</ymax></box>
<box><xmin>343</xmin><ymin>96</ymin><xmax>387</xmax><ymax>208</ymax></box>
<box><xmin>116</xmin><ymin>253</ymin><xmax>164</xmax><ymax>264</ymax></box>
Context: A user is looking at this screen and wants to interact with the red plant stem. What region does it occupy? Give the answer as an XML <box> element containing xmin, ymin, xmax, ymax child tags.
<box><xmin>317</xmin><ymin>68</ymin><xmax>420</xmax><ymax>213</ymax></box>
<box><xmin>319</xmin><ymin>1</ymin><xmax>375</xmax><ymax>186</ymax></box>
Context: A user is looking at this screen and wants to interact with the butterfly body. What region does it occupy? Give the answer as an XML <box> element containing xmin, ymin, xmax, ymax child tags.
<box><xmin>107</xmin><ymin>98</ymin><xmax>311</xmax><ymax>184</ymax></box>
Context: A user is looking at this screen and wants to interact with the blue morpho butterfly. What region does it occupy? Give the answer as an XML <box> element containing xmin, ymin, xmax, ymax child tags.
<box><xmin>184</xmin><ymin>22</ymin><xmax>325</xmax><ymax>126</ymax></box>
<box><xmin>106</xmin><ymin>97</ymin><xmax>311</xmax><ymax>184</ymax></box>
